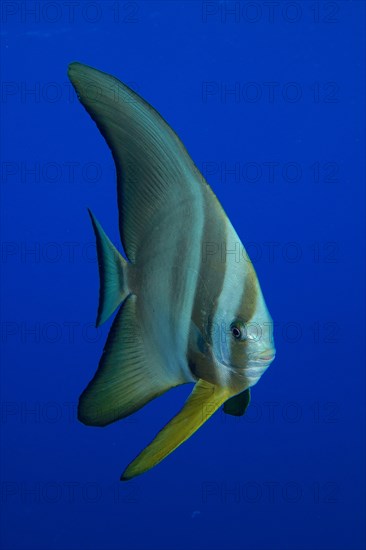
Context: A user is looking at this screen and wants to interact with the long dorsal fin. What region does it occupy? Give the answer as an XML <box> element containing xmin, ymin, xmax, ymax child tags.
<box><xmin>68</xmin><ymin>62</ymin><xmax>205</xmax><ymax>262</ymax></box>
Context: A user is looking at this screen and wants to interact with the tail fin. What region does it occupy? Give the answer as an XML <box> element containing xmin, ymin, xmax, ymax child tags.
<box><xmin>88</xmin><ymin>209</ymin><xmax>129</xmax><ymax>327</ymax></box>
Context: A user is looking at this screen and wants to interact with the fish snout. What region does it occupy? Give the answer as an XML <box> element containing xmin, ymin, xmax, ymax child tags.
<box><xmin>251</xmin><ymin>349</ymin><xmax>276</xmax><ymax>364</ymax></box>
<box><xmin>259</xmin><ymin>349</ymin><xmax>276</xmax><ymax>362</ymax></box>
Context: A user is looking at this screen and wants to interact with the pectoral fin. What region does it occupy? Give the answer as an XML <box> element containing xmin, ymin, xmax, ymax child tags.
<box><xmin>121</xmin><ymin>379</ymin><xmax>231</xmax><ymax>480</ymax></box>
<box><xmin>223</xmin><ymin>388</ymin><xmax>251</xmax><ymax>416</ymax></box>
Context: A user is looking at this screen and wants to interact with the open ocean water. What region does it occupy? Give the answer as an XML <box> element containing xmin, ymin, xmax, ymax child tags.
<box><xmin>0</xmin><ymin>1</ymin><xmax>365</xmax><ymax>550</ymax></box>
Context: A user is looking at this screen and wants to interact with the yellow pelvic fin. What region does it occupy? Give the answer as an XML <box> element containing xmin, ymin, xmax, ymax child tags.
<box><xmin>121</xmin><ymin>379</ymin><xmax>231</xmax><ymax>480</ymax></box>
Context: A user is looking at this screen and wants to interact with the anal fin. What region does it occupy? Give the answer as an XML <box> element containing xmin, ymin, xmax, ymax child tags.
<box><xmin>78</xmin><ymin>294</ymin><xmax>180</xmax><ymax>427</ymax></box>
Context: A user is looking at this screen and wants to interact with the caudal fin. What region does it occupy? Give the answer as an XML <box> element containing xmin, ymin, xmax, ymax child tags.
<box><xmin>88</xmin><ymin>209</ymin><xmax>129</xmax><ymax>327</ymax></box>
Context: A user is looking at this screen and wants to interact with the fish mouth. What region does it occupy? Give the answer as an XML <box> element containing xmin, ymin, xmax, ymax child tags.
<box><xmin>253</xmin><ymin>349</ymin><xmax>276</xmax><ymax>363</ymax></box>
<box><xmin>217</xmin><ymin>348</ymin><xmax>276</xmax><ymax>374</ymax></box>
<box><xmin>232</xmin><ymin>349</ymin><xmax>276</xmax><ymax>383</ymax></box>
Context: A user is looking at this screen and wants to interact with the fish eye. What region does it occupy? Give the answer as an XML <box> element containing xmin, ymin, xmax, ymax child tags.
<box><xmin>230</xmin><ymin>323</ymin><xmax>244</xmax><ymax>340</ymax></box>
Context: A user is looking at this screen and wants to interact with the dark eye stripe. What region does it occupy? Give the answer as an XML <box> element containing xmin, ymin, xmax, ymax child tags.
<box><xmin>239</xmin><ymin>267</ymin><xmax>258</xmax><ymax>323</ymax></box>
<box><xmin>228</xmin><ymin>269</ymin><xmax>258</xmax><ymax>367</ymax></box>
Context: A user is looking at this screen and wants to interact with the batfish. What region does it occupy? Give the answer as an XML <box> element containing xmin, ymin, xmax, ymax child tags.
<box><xmin>68</xmin><ymin>62</ymin><xmax>276</xmax><ymax>480</ymax></box>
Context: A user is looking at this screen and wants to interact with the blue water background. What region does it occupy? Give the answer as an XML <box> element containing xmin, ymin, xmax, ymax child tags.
<box><xmin>1</xmin><ymin>2</ymin><xmax>365</xmax><ymax>549</ymax></box>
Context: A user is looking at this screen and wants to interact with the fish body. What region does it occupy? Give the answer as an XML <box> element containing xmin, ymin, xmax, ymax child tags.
<box><xmin>68</xmin><ymin>62</ymin><xmax>276</xmax><ymax>479</ymax></box>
